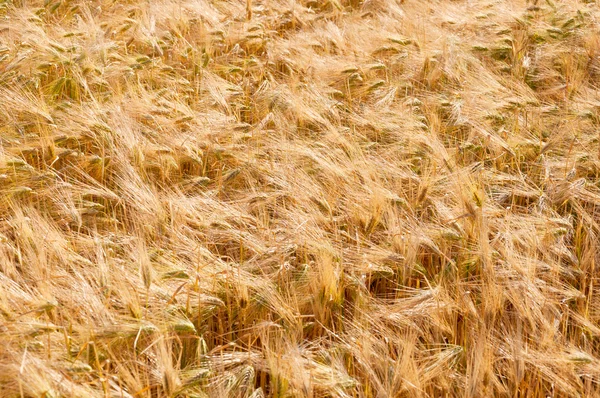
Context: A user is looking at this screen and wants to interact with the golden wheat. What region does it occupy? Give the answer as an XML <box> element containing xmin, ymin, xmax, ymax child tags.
<box><xmin>1</xmin><ymin>0</ymin><xmax>600</xmax><ymax>396</ymax></box>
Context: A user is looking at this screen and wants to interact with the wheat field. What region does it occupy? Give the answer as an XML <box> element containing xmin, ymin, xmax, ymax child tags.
<box><xmin>1</xmin><ymin>0</ymin><xmax>600</xmax><ymax>396</ymax></box>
